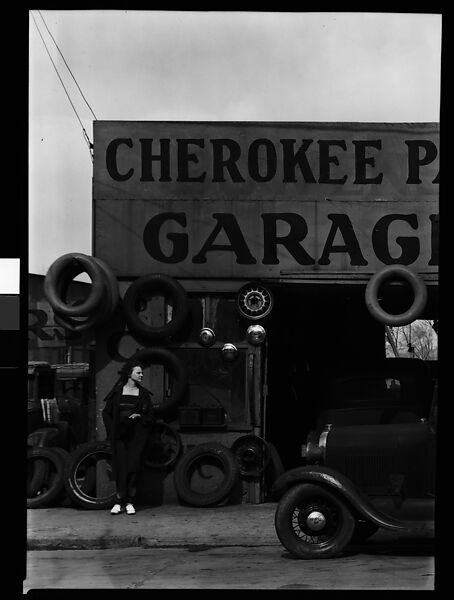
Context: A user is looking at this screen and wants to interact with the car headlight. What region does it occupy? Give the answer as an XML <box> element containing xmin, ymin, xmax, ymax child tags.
<box><xmin>301</xmin><ymin>424</ymin><xmax>332</xmax><ymax>464</ymax></box>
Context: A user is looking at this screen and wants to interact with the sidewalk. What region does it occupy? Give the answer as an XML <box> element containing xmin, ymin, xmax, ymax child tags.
<box><xmin>27</xmin><ymin>503</ymin><xmax>434</xmax><ymax>551</ymax></box>
<box><xmin>27</xmin><ymin>503</ymin><xmax>280</xmax><ymax>550</ymax></box>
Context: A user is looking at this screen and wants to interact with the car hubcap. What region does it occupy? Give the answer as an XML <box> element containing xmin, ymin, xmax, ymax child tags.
<box><xmin>306</xmin><ymin>510</ymin><xmax>326</xmax><ymax>532</ymax></box>
<box><xmin>293</xmin><ymin>500</ymin><xmax>338</xmax><ymax>543</ymax></box>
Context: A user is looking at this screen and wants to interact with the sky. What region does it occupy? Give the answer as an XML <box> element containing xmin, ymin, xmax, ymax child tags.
<box><xmin>28</xmin><ymin>10</ymin><xmax>442</xmax><ymax>277</ymax></box>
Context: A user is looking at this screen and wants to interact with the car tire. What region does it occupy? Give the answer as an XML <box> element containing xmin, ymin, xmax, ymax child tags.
<box><xmin>45</xmin><ymin>253</ymin><xmax>120</xmax><ymax>333</ymax></box>
<box><xmin>123</xmin><ymin>273</ymin><xmax>189</xmax><ymax>340</ymax></box>
<box><xmin>174</xmin><ymin>442</ymin><xmax>240</xmax><ymax>507</ymax></box>
<box><xmin>63</xmin><ymin>442</ymin><xmax>117</xmax><ymax>510</ymax></box>
<box><xmin>275</xmin><ymin>483</ymin><xmax>355</xmax><ymax>559</ymax></box>
<box><xmin>27</xmin><ymin>447</ymin><xmax>67</xmax><ymax>508</ymax></box>
<box><xmin>365</xmin><ymin>265</ymin><xmax>428</xmax><ymax>326</ymax></box>
<box><xmin>44</xmin><ymin>253</ymin><xmax>105</xmax><ymax>317</ymax></box>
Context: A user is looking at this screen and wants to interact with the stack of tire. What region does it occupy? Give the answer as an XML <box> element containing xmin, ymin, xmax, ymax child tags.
<box><xmin>44</xmin><ymin>253</ymin><xmax>120</xmax><ymax>334</ymax></box>
<box><xmin>55</xmin><ymin>273</ymin><xmax>192</xmax><ymax>509</ymax></box>
<box><xmin>123</xmin><ymin>274</ymin><xmax>246</xmax><ymax>508</ymax></box>
<box><xmin>121</xmin><ymin>273</ymin><xmax>190</xmax><ymax>418</ymax></box>
<box><xmin>27</xmin><ymin>428</ymin><xmax>70</xmax><ymax>509</ymax></box>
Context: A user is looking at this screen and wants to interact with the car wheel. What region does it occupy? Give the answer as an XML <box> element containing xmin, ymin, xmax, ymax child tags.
<box><xmin>64</xmin><ymin>442</ymin><xmax>117</xmax><ymax>509</ymax></box>
<box><xmin>275</xmin><ymin>483</ymin><xmax>355</xmax><ymax>559</ymax></box>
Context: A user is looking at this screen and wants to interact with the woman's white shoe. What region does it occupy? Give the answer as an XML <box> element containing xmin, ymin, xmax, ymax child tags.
<box><xmin>125</xmin><ymin>503</ymin><xmax>136</xmax><ymax>515</ymax></box>
<box><xmin>110</xmin><ymin>503</ymin><xmax>122</xmax><ymax>514</ymax></box>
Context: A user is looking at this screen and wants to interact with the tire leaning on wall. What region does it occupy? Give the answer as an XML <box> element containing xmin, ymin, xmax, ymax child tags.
<box><xmin>63</xmin><ymin>442</ymin><xmax>117</xmax><ymax>510</ymax></box>
<box><xmin>123</xmin><ymin>273</ymin><xmax>189</xmax><ymax>341</ymax></box>
<box><xmin>173</xmin><ymin>442</ymin><xmax>240</xmax><ymax>507</ymax></box>
<box><xmin>27</xmin><ymin>447</ymin><xmax>68</xmax><ymax>508</ymax></box>
<box><xmin>365</xmin><ymin>265</ymin><xmax>428</xmax><ymax>326</ymax></box>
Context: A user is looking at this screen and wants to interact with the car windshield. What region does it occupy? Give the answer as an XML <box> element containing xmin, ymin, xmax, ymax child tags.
<box><xmin>317</xmin><ymin>375</ymin><xmax>423</xmax><ymax>426</ymax></box>
<box><xmin>335</xmin><ymin>376</ymin><xmax>402</xmax><ymax>405</ymax></box>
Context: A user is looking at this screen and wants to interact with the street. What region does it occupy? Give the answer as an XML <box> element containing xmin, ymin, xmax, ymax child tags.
<box><xmin>24</xmin><ymin>538</ymin><xmax>434</xmax><ymax>590</ymax></box>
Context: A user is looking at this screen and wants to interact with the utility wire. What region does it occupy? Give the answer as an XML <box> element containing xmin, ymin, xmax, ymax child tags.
<box><xmin>37</xmin><ymin>10</ymin><xmax>98</xmax><ymax>121</ymax></box>
<box><xmin>31</xmin><ymin>11</ymin><xmax>93</xmax><ymax>163</ymax></box>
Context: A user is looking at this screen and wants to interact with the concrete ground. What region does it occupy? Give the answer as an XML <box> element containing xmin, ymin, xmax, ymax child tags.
<box><xmin>27</xmin><ymin>502</ymin><xmax>434</xmax><ymax>551</ymax></box>
<box><xmin>25</xmin><ymin>504</ymin><xmax>436</xmax><ymax>591</ymax></box>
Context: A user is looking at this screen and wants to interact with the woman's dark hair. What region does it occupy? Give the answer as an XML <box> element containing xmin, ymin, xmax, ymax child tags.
<box><xmin>104</xmin><ymin>362</ymin><xmax>146</xmax><ymax>402</ymax></box>
<box><xmin>117</xmin><ymin>361</ymin><xmax>144</xmax><ymax>383</ymax></box>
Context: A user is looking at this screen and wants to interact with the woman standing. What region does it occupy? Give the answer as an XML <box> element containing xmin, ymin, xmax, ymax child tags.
<box><xmin>102</xmin><ymin>362</ymin><xmax>155</xmax><ymax>514</ymax></box>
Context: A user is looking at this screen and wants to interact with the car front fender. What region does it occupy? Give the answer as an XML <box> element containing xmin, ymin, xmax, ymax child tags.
<box><xmin>271</xmin><ymin>465</ymin><xmax>407</xmax><ymax>531</ymax></box>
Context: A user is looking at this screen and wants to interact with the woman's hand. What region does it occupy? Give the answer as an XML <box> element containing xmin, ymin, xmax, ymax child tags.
<box><xmin>128</xmin><ymin>413</ymin><xmax>142</xmax><ymax>420</ymax></box>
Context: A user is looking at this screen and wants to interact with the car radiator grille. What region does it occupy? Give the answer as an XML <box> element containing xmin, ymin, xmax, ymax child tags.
<box><xmin>344</xmin><ymin>455</ymin><xmax>394</xmax><ymax>488</ymax></box>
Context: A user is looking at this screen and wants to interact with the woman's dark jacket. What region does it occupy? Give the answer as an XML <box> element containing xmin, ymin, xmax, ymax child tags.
<box><xmin>102</xmin><ymin>383</ymin><xmax>155</xmax><ymax>477</ymax></box>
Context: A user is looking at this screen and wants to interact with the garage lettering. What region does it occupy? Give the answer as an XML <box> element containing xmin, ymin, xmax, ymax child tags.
<box><xmin>142</xmin><ymin>212</ymin><xmax>438</xmax><ymax>267</ymax></box>
<box><xmin>107</xmin><ymin>138</ymin><xmax>443</xmax><ymax>185</ymax></box>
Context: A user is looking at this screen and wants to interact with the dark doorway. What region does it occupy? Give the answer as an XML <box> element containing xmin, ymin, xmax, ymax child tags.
<box><xmin>264</xmin><ymin>282</ymin><xmax>384</xmax><ymax>470</ymax></box>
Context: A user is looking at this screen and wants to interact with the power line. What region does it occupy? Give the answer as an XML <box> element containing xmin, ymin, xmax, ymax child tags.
<box><xmin>37</xmin><ymin>10</ymin><xmax>98</xmax><ymax>121</ymax></box>
<box><xmin>31</xmin><ymin>11</ymin><xmax>93</xmax><ymax>163</ymax></box>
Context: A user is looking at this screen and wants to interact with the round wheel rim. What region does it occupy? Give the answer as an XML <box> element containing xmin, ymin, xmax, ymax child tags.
<box><xmin>237</xmin><ymin>283</ymin><xmax>273</xmax><ymax>320</ymax></box>
<box><xmin>231</xmin><ymin>435</ymin><xmax>270</xmax><ymax>477</ymax></box>
<box><xmin>292</xmin><ymin>499</ymin><xmax>339</xmax><ymax>545</ymax></box>
<box><xmin>72</xmin><ymin>449</ymin><xmax>116</xmax><ymax>502</ymax></box>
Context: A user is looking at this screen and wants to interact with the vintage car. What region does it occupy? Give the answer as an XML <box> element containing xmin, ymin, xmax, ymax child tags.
<box><xmin>272</xmin><ymin>357</ymin><xmax>436</xmax><ymax>559</ymax></box>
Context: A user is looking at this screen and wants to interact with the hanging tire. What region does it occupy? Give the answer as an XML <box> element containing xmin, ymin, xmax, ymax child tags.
<box><xmin>130</xmin><ymin>347</ymin><xmax>188</xmax><ymax>416</ymax></box>
<box><xmin>54</xmin><ymin>301</ymin><xmax>108</xmax><ymax>334</ymax></box>
<box><xmin>45</xmin><ymin>253</ymin><xmax>120</xmax><ymax>333</ymax></box>
<box><xmin>63</xmin><ymin>442</ymin><xmax>117</xmax><ymax>510</ymax></box>
<box><xmin>55</xmin><ymin>256</ymin><xmax>120</xmax><ymax>333</ymax></box>
<box><xmin>44</xmin><ymin>253</ymin><xmax>105</xmax><ymax>317</ymax></box>
<box><xmin>275</xmin><ymin>483</ymin><xmax>356</xmax><ymax>559</ymax></box>
<box><xmin>123</xmin><ymin>273</ymin><xmax>189</xmax><ymax>340</ymax></box>
<box><xmin>365</xmin><ymin>265</ymin><xmax>428</xmax><ymax>326</ymax></box>
<box><xmin>174</xmin><ymin>442</ymin><xmax>240</xmax><ymax>507</ymax></box>
<box><xmin>27</xmin><ymin>447</ymin><xmax>67</xmax><ymax>508</ymax></box>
